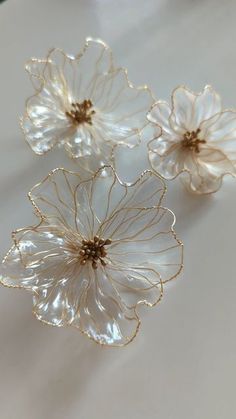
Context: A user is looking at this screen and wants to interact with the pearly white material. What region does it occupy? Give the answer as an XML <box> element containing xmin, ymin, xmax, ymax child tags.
<box><xmin>0</xmin><ymin>0</ymin><xmax>236</xmax><ymax>418</ymax></box>
<box><xmin>0</xmin><ymin>167</ymin><xmax>182</xmax><ymax>346</ymax></box>
<box><xmin>21</xmin><ymin>39</ymin><xmax>153</xmax><ymax>173</ymax></box>
<box><xmin>147</xmin><ymin>86</ymin><xmax>236</xmax><ymax>194</ymax></box>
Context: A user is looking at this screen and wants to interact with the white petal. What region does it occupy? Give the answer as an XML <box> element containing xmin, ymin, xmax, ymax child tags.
<box><xmin>0</xmin><ymin>245</ymin><xmax>37</xmax><ymax>289</ymax></box>
<box><xmin>90</xmin><ymin>67</ymin><xmax>153</xmax><ymax>147</ymax></box>
<box><xmin>149</xmin><ymin>145</ymin><xmax>187</xmax><ymax>179</ymax></box>
<box><xmin>30</xmin><ymin>169</ymin><xmax>83</xmax><ymax>232</ymax></box>
<box><xmin>32</xmin><ymin>265</ymin><xmax>89</xmax><ymax>327</ymax></box>
<box><xmin>182</xmin><ymin>147</ymin><xmax>235</xmax><ymax>193</ymax></box>
<box><xmin>148</xmin><ymin>133</ymin><xmax>182</xmax><ymax>157</ymax></box>
<box><xmin>192</xmin><ymin>85</ymin><xmax>222</xmax><ymax>128</ymax></box>
<box><xmin>71</xmin><ymin>266</ymin><xmax>139</xmax><ymax>346</ymax></box>
<box><xmin>201</xmin><ymin>111</ymin><xmax>236</xmax><ymax>159</ymax></box>
<box><xmin>64</xmin><ymin>125</ymin><xmax>101</xmax><ymax>158</ymax></box>
<box><xmin>0</xmin><ymin>225</ymin><xmax>78</xmax><ymax>290</ymax></box>
<box><xmin>107</xmin><ymin>206</ymin><xmax>183</xmax><ymax>284</ymax></box>
<box><xmin>147</xmin><ymin>101</ymin><xmax>176</xmax><ymax>135</ymax></box>
<box><xmin>105</xmin><ymin>264</ymin><xmax>162</xmax><ymax>308</ymax></box>
<box><xmin>22</xmin><ymin>115</ymin><xmax>70</xmax><ymax>155</ymax></box>
<box><xmin>171</xmin><ymin>86</ymin><xmax>197</xmax><ymax>131</ymax></box>
<box><xmin>27</xmin><ymin>41</ymin><xmax>113</xmax><ymax>104</ymax></box>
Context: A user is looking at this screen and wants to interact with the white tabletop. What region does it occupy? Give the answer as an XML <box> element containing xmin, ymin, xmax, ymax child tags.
<box><xmin>0</xmin><ymin>1</ymin><xmax>235</xmax><ymax>418</ymax></box>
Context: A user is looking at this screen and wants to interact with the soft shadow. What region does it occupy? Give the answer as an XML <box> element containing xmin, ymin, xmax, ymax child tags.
<box><xmin>165</xmin><ymin>178</ymin><xmax>215</xmax><ymax>235</ymax></box>
<box><xmin>0</xmin><ymin>289</ymin><xmax>108</xmax><ymax>419</ymax></box>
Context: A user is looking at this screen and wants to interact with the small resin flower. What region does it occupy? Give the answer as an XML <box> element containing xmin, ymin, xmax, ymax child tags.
<box><xmin>21</xmin><ymin>38</ymin><xmax>153</xmax><ymax>166</ymax></box>
<box><xmin>0</xmin><ymin>167</ymin><xmax>183</xmax><ymax>346</ymax></box>
<box><xmin>147</xmin><ymin>85</ymin><xmax>236</xmax><ymax>194</ymax></box>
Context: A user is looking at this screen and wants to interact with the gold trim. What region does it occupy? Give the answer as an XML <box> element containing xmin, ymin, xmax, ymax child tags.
<box><xmin>0</xmin><ymin>166</ymin><xmax>183</xmax><ymax>347</ymax></box>
<box><xmin>147</xmin><ymin>84</ymin><xmax>236</xmax><ymax>195</ymax></box>
<box><xmin>20</xmin><ymin>37</ymin><xmax>155</xmax><ymax>159</ymax></box>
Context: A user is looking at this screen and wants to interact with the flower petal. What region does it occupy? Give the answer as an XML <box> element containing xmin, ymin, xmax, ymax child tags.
<box><xmin>30</xmin><ymin>169</ymin><xmax>82</xmax><ymax>233</ymax></box>
<box><xmin>182</xmin><ymin>147</ymin><xmax>235</xmax><ymax>193</ymax></box>
<box><xmin>71</xmin><ymin>266</ymin><xmax>140</xmax><ymax>345</ymax></box>
<box><xmin>32</xmin><ymin>265</ymin><xmax>89</xmax><ymax>327</ymax></box>
<box><xmin>22</xmin><ymin>39</ymin><xmax>114</xmax><ymax>155</ymax></box>
<box><xmin>149</xmin><ymin>143</ymin><xmax>186</xmax><ymax>179</ymax></box>
<box><xmin>0</xmin><ymin>224</ymin><xmax>81</xmax><ymax>289</ymax></box>
<box><xmin>148</xmin><ymin>133</ymin><xmax>181</xmax><ymax>156</ymax></box>
<box><xmin>23</xmin><ymin>40</ymin><xmax>153</xmax><ymax>158</ymax></box>
<box><xmin>26</xmin><ymin>40</ymin><xmax>113</xmax><ymax>103</ymax></box>
<box><xmin>91</xmin><ymin>67</ymin><xmax>153</xmax><ymax>147</ymax></box>
<box><xmin>105</xmin><ymin>206</ymin><xmax>183</xmax><ymax>284</ymax></box>
<box><xmin>171</xmin><ymin>86</ymin><xmax>197</xmax><ymax>131</ymax></box>
<box><xmin>22</xmin><ymin>114</ymin><xmax>70</xmax><ymax>155</ymax></box>
<box><xmin>64</xmin><ymin>125</ymin><xmax>101</xmax><ymax>158</ymax></box>
<box><xmin>0</xmin><ymin>245</ymin><xmax>37</xmax><ymax>289</ymax></box>
<box><xmin>73</xmin><ymin>167</ymin><xmax>166</xmax><ymax>240</ymax></box>
<box><xmin>201</xmin><ymin>111</ymin><xmax>236</xmax><ymax>159</ymax></box>
<box><xmin>192</xmin><ymin>85</ymin><xmax>222</xmax><ymax>128</ymax></box>
<box><xmin>147</xmin><ymin>101</ymin><xmax>178</xmax><ymax>136</ymax></box>
<box><xmin>1</xmin><ymin>166</ymin><xmax>183</xmax><ymax>345</ymax></box>
<box><xmin>105</xmin><ymin>264</ymin><xmax>162</xmax><ymax>308</ymax></box>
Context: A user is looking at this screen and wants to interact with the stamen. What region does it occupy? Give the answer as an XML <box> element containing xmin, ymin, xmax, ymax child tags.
<box><xmin>79</xmin><ymin>236</ymin><xmax>112</xmax><ymax>269</ymax></box>
<box><xmin>182</xmin><ymin>128</ymin><xmax>206</xmax><ymax>153</ymax></box>
<box><xmin>65</xmin><ymin>99</ymin><xmax>95</xmax><ymax>125</ymax></box>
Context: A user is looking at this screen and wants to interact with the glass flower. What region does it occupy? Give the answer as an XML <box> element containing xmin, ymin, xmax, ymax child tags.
<box><xmin>21</xmin><ymin>38</ymin><xmax>153</xmax><ymax>168</ymax></box>
<box><xmin>147</xmin><ymin>85</ymin><xmax>236</xmax><ymax>194</ymax></box>
<box><xmin>0</xmin><ymin>167</ymin><xmax>183</xmax><ymax>346</ymax></box>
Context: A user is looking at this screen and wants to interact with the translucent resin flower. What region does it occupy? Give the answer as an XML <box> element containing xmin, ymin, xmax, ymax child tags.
<box><xmin>21</xmin><ymin>38</ymin><xmax>153</xmax><ymax>167</ymax></box>
<box><xmin>147</xmin><ymin>85</ymin><xmax>236</xmax><ymax>194</ymax></box>
<box><xmin>0</xmin><ymin>167</ymin><xmax>183</xmax><ymax>346</ymax></box>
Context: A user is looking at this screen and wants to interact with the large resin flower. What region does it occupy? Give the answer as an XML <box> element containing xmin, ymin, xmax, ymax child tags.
<box><xmin>21</xmin><ymin>38</ymin><xmax>153</xmax><ymax>166</ymax></box>
<box><xmin>147</xmin><ymin>85</ymin><xmax>236</xmax><ymax>194</ymax></box>
<box><xmin>0</xmin><ymin>167</ymin><xmax>183</xmax><ymax>346</ymax></box>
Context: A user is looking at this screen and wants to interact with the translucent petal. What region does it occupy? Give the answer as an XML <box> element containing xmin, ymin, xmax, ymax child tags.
<box><xmin>0</xmin><ymin>225</ymin><xmax>81</xmax><ymax>289</ymax></box>
<box><xmin>192</xmin><ymin>85</ymin><xmax>222</xmax><ymax>128</ymax></box>
<box><xmin>71</xmin><ymin>266</ymin><xmax>140</xmax><ymax>345</ymax></box>
<box><xmin>0</xmin><ymin>167</ymin><xmax>182</xmax><ymax>345</ymax></box>
<box><xmin>73</xmin><ymin>167</ymin><xmax>166</xmax><ymax>239</ymax></box>
<box><xmin>22</xmin><ymin>115</ymin><xmax>70</xmax><ymax>155</ymax></box>
<box><xmin>201</xmin><ymin>111</ymin><xmax>236</xmax><ymax>158</ymax></box>
<box><xmin>148</xmin><ymin>133</ymin><xmax>181</xmax><ymax>157</ymax></box>
<box><xmin>105</xmin><ymin>264</ymin><xmax>162</xmax><ymax>308</ymax></box>
<box><xmin>30</xmin><ymin>169</ymin><xmax>83</xmax><ymax>232</ymax></box>
<box><xmin>0</xmin><ymin>245</ymin><xmax>37</xmax><ymax>289</ymax></box>
<box><xmin>171</xmin><ymin>86</ymin><xmax>197</xmax><ymax>131</ymax></box>
<box><xmin>182</xmin><ymin>147</ymin><xmax>235</xmax><ymax>193</ymax></box>
<box><xmin>149</xmin><ymin>145</ymin><xmax>187</xmax><ymax>179</ymax></box>
<box><xmin>64</xmin><ymin>125</ymin><xmax>101</xmax><ymax>158</ymax></box>
<box><xmin>32</xmin><ymin>265</ymin><xmax>89</xmax><ymax>327</ymax></box>
<box><xmin>107</xmin><ymin>207</ymin><xmax>183</xmax><ymax>284</ymax></box>
<box><xmin>91</xmin><ymin>68</ymin><xmax>153</xmax><ymax>145</ymax></box>
<box><xmin>26</xmin><ymin>40</ymin><xmax>113</xmax><ymax>103</ymax></box>
<box><xmin>22</xmin><ymin>40</ymin><xmax>153</xmax><ymax>159</ymax></box>
<box><xmin>147</xmin><ymin>101</ymin><xmax>178</xmax><ymax>136</ymax></box>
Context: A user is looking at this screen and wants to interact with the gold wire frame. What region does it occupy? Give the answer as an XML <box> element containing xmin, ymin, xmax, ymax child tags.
<box><xmin>147</xmin><ymin>84</ymin><xmax>236</xmax><ymax>194</ymax></box>
<box><xmin>20</xmin><ymin>37</ymin><xmax>155</xmax><ymax>163</ymax></box>
<box><xmin>0</xmin><ymin>166</ymin><xmax>183</xmax><ymax>347</ymax></box>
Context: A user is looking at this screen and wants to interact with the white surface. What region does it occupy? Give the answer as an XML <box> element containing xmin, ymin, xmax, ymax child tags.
<box><xmin>0</xmin><ymin>1</ymin><xmax>236</xmax><ymax>418</ymax></box>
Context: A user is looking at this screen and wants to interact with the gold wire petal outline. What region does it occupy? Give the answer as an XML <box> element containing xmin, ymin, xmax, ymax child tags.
<box><xmin>147</xmin><ymin>85</ymin><xmax>236</xmax><ymax>194</ymax></box>
<box><xmin>0</xmin><ymin>166</ymin><xmax>183</xmax><ymax>347</ymax></box>
<box><xmin>20</xmin><ymin>37</ymin><xmax>155</xmax><ymax>158</ymax></box>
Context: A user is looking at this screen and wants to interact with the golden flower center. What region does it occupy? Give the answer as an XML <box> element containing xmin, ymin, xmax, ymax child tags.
<box><xmin>79</xmin><ymin>236</ymin><xmax>112</xmax><ymax>270</ymax></box>
<box><xmin>65</xmin><ymin>99</ymin><xmax>95</xmax><ymax>125</ymax></box>
<box><xmin>182</xmin><ymin>128</ymin><xmax>206</xmax><ymax>153</ymax></box>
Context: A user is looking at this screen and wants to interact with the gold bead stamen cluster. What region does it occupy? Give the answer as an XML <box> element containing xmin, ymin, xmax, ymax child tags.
<box><xmin>66</xmin><ymin>99</ymin><xmax>95</xmax><ymax>125</ymax></box>
<box><xmin>79</xmin><ymin>236</ymin><xmax>112</xmax><ymax>269</ymax></box>
<box><xmin>182</xmin><ymin>128</ymin><xmax>206</xmax><ymax>153</ymax></box>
